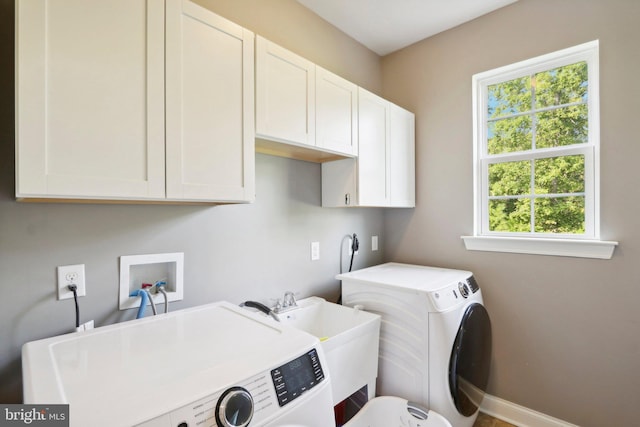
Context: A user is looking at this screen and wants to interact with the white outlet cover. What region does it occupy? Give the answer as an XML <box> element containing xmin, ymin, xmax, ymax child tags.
<box><xmin>57</xmin><ymin>264</ymin><xmax>86</xmax><ymax>300</ymax></box>
<box><xmin>311</xmin><ymin>242</ymin><xmax>320</xmax><ymax>260</ymax></box>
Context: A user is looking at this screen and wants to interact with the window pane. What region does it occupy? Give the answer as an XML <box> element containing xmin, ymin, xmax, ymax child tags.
<box><xmin>489</xmin><ymin>161</ymin><xmax>530</xmax><ymax>196</ymax></box>
<box><xmin>534</xmin><ymin>196</ymin><xmax>585</xmax><ymax>234</ymax></box>
<box><xmin>536</xmin><ymin>105</ymin><xmax>588</xmax><ymax>148</ymax></box>
<box><xmin>534</xmin><ymin>155</ymin><xmax>585</xmax><ymax>195</ymax></box>
<box><xmin>488</xmin><ymin>76</ymin><xmax>531</xmax><ymax>118</ymax></box>
<box><xmin>489</xmin><ymin>198</ymin><xmax>531</xmax><ymax>232</ymax></box>
<box><xmin>487</xmin><ymin>115</ymin><xmax>532</xmax><ymax>154</ymax></box>
<box><xmin>534</xmin><ymin>62</ymin><xmax>588</xmax><ymax>109</ymax></box>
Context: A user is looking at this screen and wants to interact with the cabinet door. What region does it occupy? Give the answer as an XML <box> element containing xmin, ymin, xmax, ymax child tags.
<box><xmin>389</xmin><ymin>104</ymin><xmax>416</xmax><ymax>207</ymax></box>
<box><xmin>16</xmin><ymin>0</ymin><xmax>165</xmax><ymax>200</ymax></box>
<box><xmin>255</xmin><ymin>36</ymin><xmax>315</xmax><ymax>147</ymax></box>
<box><xmin>316</xmin><ymin>67</ymin><xmax>358</xmax><ymax>156</ymax></box>
<box><xmin>321</xmin><ymin>158</ymin><xmax>357</xmax><ymax>207</ymax></box>
<box><xmin>357</xmin><ymin>88</ymin><xmax>390</xmax><ymax>206</ymax></box>
<box><xmin>165</xmin><ymin>0</ymin><xmax>255</xmax><ymax>202</ymax></box>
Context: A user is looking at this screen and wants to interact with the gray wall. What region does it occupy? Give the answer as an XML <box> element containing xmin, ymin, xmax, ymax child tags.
<box><xmin>381</xmin><ymin>0</ymin><xmax>639</xmax><ymax>425</ymax></box>
<box><xmin>0</xmin><ymin>0</ymin><xmax>384</xmax><ymax>403</ymax></box>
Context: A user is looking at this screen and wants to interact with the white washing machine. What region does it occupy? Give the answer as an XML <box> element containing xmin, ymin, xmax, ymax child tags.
<box><xmin>338</xmin><ymin>263</ymin><xmax>492</xmax><ymax>427</ymax></box>
<box><xmin>22</xmin><ymin>301</ymin><xmax>335</xmax><ymax>427</ymax></box>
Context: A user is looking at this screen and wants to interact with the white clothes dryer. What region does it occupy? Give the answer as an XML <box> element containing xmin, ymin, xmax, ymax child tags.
<box><xmin>338</xmin><ymin>263</ymin><xmax>492</xmax><ymax>427</ymax></box>
<box><xmin>22</xmin><ymin>301</ymin><xmax>335</xmax><ymax>427</ymax></box>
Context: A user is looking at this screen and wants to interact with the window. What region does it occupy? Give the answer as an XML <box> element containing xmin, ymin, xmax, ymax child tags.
<box><xmin>463</xmin><ymin>40</ymin><xmax>617</xmax><ymax>259</ymax></box>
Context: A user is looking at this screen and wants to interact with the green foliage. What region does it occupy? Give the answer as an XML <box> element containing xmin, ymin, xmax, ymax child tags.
<box><xmin>486</xmin><ymin>62</ymin><xmax>588</xmax><ymax>234</ymax></box>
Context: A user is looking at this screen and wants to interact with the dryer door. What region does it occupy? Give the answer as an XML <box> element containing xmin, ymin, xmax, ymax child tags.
<box><xmin>448</xmin><ymin>303</ymin><xmax>492</xmax><ymax>417</ymax></box>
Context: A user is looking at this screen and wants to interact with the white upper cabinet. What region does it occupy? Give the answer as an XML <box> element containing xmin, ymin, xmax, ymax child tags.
<box><xmin>16</xmin><ymin>0</ymin><xmax>254</xmax><ymax>203</ymax></box>
<box><xmin>16</xmin><ymin>0</ymin><xmax>166</xmax><ymax>200</ymax></box>
<box><xmin>165</xmin><ymin>0</ymin><xmax>255</xmax><ymax>202</ymax></box>
<box><xmin>389</xmin><ymin>104</ymin><xmax>416</xmax><ymax>207</ymax></box>
<box><xmin>255</xmin><ymin>38</ymin><xmax>358</xmax><ymax>160</ymax></box>
<box><xmin>357</xmin><ymin>88</ymin><xmax>390</xmax><ymax>206</ymax></box>
<box><xmin>256</xmin><ymin>36</ymin><xmax>315</xmax><ymax>147</ymax></box>
<box><xmin>315</xmin><ymin>66</ymin><xmax>358</xmax><ymax>156</ymax></box>
<box><xmin>322</xmin><ymin>88</ymin><xmax>415</xmax><ymax>208</ymax></box>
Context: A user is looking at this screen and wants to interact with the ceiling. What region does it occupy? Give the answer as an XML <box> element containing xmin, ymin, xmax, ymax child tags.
<box><xmin>296</xmin><ymin>0</ymin><xmax>518</xmax><ymax>56</ymax></box>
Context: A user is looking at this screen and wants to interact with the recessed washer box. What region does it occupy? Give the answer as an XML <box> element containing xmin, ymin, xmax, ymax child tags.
<box><xmin>119</xmin><ymin>253</ymin><xmax>184</xmax><ymax>310</ymax></box>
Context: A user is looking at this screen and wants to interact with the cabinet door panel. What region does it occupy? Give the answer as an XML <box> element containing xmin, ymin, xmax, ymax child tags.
<box><xmin>390</xmin><ymin>105</ymin><xmax>416</xmax><ymax>207</ymax></box>
<box><xmin>166</xmin><ymin>0</ymin><xmax>255</xmax><ymax>202</ymax></box>
<box><xmin>256</xmin><ymin>36</ymin><xmax>315</xmax><ymax>147</ymax></box>
<box><xmin>316</xmin><ymin>67</ymin><xmax>358</xmax><ymax>156</ymax></box>
<box><xmin>16</xmin><ymin>0</ymin><xmax>165</xmax><ymax>199</ymax></box>
<box><xmin>358</xmin><ymin>88</ymin><xmax>389</xmax><ymax>206</ymax></box>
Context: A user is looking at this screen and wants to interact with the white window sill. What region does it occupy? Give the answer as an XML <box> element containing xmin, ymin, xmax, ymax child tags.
<box><xmin>461</xmin><ymin>236</ymin><xmax>618</xmax><ymax>259</ymax></box>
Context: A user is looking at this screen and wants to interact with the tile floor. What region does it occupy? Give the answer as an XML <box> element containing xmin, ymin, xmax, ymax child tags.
<box><xmin>474</xmin><ymin>412</ymin><xmax>518</xmax><ymax>427</ymax></box>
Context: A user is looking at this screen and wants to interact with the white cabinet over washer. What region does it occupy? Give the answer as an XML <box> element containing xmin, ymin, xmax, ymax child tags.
<box><xmin>16</xmin><ymin>0</ymin><xmax>166</xmax><ymax>200</ymax></box>
<box><xmin>16</xmin><ymin>0</ymin><xmax>255</xmax><ymax>203</ymax></box>
<box><xmin>322</xmin><ymin>88</ymin><xmax>415</xmax><ymax>208</ymax></box>
<box><xmin>166</xmin><ymin>0</ymin><xmax>255</xmax><ymax>202</ymax></box>
<box><xmin>389</xmin><ymin>103</ymin><xmax>416</xmax><ymax>208</ymax></box>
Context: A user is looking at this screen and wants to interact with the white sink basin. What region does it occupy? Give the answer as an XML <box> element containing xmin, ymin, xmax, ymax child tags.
<box><xmin>277</xmin><ymin>297</ymin><xmax>381</xmax><ymax>405</ymax></box>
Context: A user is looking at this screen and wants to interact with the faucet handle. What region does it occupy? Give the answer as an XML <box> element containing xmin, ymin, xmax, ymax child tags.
<box><xmin>270</xmin><ymin>298</ymin><xmax>283</xmax><ymax>311</ymax></box>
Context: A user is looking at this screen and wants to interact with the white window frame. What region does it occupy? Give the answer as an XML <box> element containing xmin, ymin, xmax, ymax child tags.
<box><xmin>462</xmin><ymin>40</ymin><xmax>617</xmax><ymax>259</ymax></box>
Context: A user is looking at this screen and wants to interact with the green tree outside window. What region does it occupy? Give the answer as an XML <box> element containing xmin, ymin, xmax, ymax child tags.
<box><xmin>486</xmin><ymin>62</ymin><xmax>588</xmax><ymax>234</ymax></box>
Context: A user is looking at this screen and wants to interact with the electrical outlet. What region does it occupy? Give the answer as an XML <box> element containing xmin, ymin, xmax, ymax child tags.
<box><xmin>57</xmin><ymin>264</ymin><xmax>86</xmax><ymax>300</ymax></box>
<box><xmin>372</xmin><ymin>235</ymin><xmax>379</xmax><ymax>251</ymax></box>
<box><xmin>311</xmin><ymin>241</ymin><xmax>320</xmax><ymax>261</ymax></box>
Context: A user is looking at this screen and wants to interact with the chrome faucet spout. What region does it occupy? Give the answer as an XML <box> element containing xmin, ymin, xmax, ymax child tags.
<box><xmin>283</xmin><ymin>291</ymin><xmax>297</xmax><ymax>308</ymax></box>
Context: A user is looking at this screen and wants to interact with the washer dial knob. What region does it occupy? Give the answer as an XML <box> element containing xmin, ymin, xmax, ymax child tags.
<box><xmin>215</xmin><ymin>387</ymin><xmax>254</xmax><ymax>427</ymax></box>
<box><xmin>458</xmin><ymin>281</ymin><xmax>470</xmax><ymax>298</ymax></box>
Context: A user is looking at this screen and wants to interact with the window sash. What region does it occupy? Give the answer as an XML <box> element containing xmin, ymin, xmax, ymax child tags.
<box><xmin>480</xmin><ymin>146</ymin><xmax>595</xmax><ymax>238</ymax></box>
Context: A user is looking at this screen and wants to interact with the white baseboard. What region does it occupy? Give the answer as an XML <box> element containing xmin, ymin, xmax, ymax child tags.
<box><xmin>480</xmin><ymin>394</ymin><xmax>580</xmax><ymax>427</ymax></box>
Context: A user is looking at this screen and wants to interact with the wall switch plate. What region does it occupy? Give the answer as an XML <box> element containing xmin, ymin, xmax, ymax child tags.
<box><xmin>57</xmin><ymin>264</ymin><xmax>86</xmax><ymax>300</ymax></box>
<box><xmin>372</xmin><ymin>235</ymin><xmax>379</xmax><ymax>251</ymax></box>
<box><xmin>311</xmin><ymin>241</ymin><xmax>320</xmax><ymax>260</ymax></box>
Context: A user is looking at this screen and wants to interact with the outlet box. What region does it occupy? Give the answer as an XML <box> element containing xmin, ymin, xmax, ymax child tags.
<box><xmin>372</xmin><ymin>236</ymin><xmax>379</xmax><ymax>251</ymax></box>
<box><xmin>119</xmin><ymin>253</ymin><xmax>184</xmax><ymax>311</ymax></box>
<box><xmin>57</xmin><ymin>264</ymin><xmax>86</xmax><ymax>300</ymax></box>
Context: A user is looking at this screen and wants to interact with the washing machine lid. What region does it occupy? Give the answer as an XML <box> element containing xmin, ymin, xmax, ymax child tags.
<box><xmin>22</xmin><ymin>301</ymin><xmax>319</xmax><ymax>427</ymax></box>
<box><xmin>337</xmin><ymin>263</ymin><xmax>472</xmax><ymax>292</ymax></box>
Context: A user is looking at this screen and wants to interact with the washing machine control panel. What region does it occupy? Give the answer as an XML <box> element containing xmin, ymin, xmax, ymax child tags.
<box><xmin>467</xmin><ymin>275</ymin><xmax>480</xmax><ymax>293</ymax></box>
<box><xmin>271</xmin><ymin>348</ymin><xmax>325</xmax><ymax>407</ymax></box>
<box><xmin>137</xmin><ymin>348</ymin><xmax>325</xmax><ymax>427</ymax></box>
<box><xmin>430</xmin><ymin>275</ymin><xmax>481</xmax><ymax>311</ymax></box>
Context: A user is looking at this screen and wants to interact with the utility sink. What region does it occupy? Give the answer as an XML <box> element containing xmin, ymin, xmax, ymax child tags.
<box><xmin>277</xmin><ymin>297</ymin><xmax>381</xmax><ymax>405</ymax></box>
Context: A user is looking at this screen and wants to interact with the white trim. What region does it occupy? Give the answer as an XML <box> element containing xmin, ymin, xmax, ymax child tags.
<box><xmin>473</xmin><ymin>40</ymin><xmax>600</xmax><ymax>86</ymax></box>
<box><xmin>462</xmin><ymin>235</ymin><xmax>617</xmax><ymax>259</ymax></box>
<box><xmin>481</xmin><ymin>393</ymin><xmax>580</xmax><ymax>427</ymax></box>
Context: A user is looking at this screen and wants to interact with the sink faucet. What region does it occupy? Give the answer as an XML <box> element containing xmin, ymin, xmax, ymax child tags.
<box><xmin>283</xmin><ymin>291</ymin><xmax>297</xmax><ymax>309</ymax></box>
<box><xmin>273</xmin><ymin>291</ymin><xmax>298</xmax><ymax>313</ymax></box>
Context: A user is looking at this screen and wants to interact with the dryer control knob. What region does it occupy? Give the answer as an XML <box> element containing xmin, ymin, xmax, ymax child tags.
<box><xmin>458</xmin><ymin>282</ymin><xmax>470</xmax><ymax>298</ymax></box>
<box><xmin>216</xmin><ymin>387</ymin><xmax>254</xmax><ymax>427</ymax></box>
